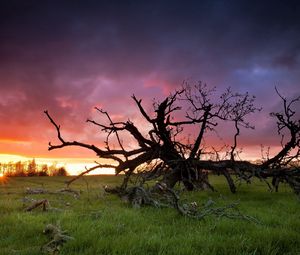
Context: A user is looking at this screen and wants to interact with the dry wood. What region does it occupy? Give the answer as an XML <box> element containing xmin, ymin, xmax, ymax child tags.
<box><xmin>45</xmin><ymin>84</ymin><xmax>300</xmax><ymax>195</ymax></box>
<box><xmin>25</xmin><ymin>187</ymin><xmax>81</xmax><ymax>198</ymax></box>
<box><xmin>25</xmin><ymin>199</ymin><xmax>49</xmax><ymax>212</ymax></box>
<box><xmin>41</xmin><ymin>224</ymin><xmax>73</xmax><ymax>254</ymax></box>
<box><xmin>105</xmin><ymin>184</ymin><xmax>260</xmax><ymax>223</ymax></box>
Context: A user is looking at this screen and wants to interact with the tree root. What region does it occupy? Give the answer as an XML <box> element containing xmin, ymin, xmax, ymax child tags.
<box><xmin>104</xmin><ymin>184</ymin><xmax>260</xmax><ymax>223</ymax></box>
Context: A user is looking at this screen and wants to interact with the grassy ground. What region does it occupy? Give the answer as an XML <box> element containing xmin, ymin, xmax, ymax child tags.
<box><xmin>0</xmin><ymin>175</ymin><xmax>299</xmax><ymax>255</ymax></box>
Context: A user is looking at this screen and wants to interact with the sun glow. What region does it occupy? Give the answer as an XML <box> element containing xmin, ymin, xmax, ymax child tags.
<box><xmin>0</xmin><ymin>154</ymin><xmax>115</xmax><ymax>176</ymax></box>
<box><xmin>0</xmin><ymin>154</ymin><xmax>28</xmax><ymax>163</ymax></box>
<box><xmin>64</xmin><ymin>163</ymin><xmax>115</xmax><ymax>175</ymax></box>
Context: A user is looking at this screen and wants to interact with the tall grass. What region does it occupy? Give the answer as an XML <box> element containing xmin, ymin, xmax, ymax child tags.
<box><xmin>0</xmin><ymin>175</ymin><xmax>299</xmax><ymax>255</ymax></box>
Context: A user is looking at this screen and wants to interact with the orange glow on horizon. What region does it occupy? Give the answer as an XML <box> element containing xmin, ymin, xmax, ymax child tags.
<box><xmin>0</xmin><ymin>144</ymin><xmax>285</xmax><ymax>177</ymax></box>
<box><xmin>0</xmin><ymin>154</ymin><xmax>115</xmax><ymax>176</ymax></box>
<box><xmin>0</xmin><ymin>139</ymin><xmax>31</xmax><ymax>144</ymax></box>
<box><xmin>0</xmin><ymin>154</ymin><xmax>29</xmax><ymax>162</ymax></box>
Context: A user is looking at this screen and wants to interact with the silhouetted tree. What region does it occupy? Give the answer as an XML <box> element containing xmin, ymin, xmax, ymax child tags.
<box><xmin>27</xmin><ymin>159</ymin><xmax>37</xmax><ymax>176</ymax></box>
<box><xmin>52</xmin><ymin>167</ymin><xmax>68</xmax><ymax>176</ymax></box>
<box><xmin>15</xmin><ymin>161</ymin><xmax>26</xmax><ymax>177</ymax></box>
<box><xmin>4</xmin><ymin>162</ymin><xmax>15</xmax><ymax>177</ymax></box>
<box><xmin>45</xmin><ymin>83</ymin><xmax>300</xmax><ymax>194</ymax></box>
<box><xmin>0</xmin><ymin>160</ymin><xmax>69</xmax><ymax>177</ymax></box>
<box><xmin>39</xmin><ymin>164</ymin><xmax>49</xmax><ymax>176</ymax></box>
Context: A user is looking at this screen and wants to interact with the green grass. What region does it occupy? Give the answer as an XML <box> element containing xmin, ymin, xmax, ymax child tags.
<box><xmin>0</xmin><ymin>175</ymin><xmax>299</xmax><ymax>255</ymax></box>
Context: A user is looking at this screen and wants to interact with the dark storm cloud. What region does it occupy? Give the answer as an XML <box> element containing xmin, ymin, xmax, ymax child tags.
<box><xmin>0</xmin><ymin>0</ymin><xmax>299</xmax><ymax>156</ymax></box>
<box><xmin>1</xmin><ymin>0</ymin><xmax>300</xmax><ymax>82</ymax></box>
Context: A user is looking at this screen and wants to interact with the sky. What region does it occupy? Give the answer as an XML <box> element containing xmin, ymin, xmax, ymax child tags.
<box><xmin>0</xmin><ymin>0</ymin><xmax>300</xmax><ymax>173</ymax></box>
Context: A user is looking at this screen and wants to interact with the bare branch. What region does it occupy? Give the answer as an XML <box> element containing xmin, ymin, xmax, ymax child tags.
<box><xmin>132</xmin><ymin>95</ymin><xmax>154</xmax><ymax>123</ymax></box>
<box><xmin>262</xmin><ymin>89</ymin><xmax>300</xmax><ymax>168</ymax></box>
<box><xmin>45</xmin><ymin>84</ymin><xmax>300</xmax><ymax>195</ymax></box>
<box><xmin>66</xmin><ymin>163</ymin><xmax>115</xmax><ymax>187</ymax></box>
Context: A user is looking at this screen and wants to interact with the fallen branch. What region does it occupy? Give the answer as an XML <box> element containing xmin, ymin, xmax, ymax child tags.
<box><xmin>25</xmin><ymin>187</ymin><xmax>48</xmax><ymax>194</ymax></box>
<box><xmin>41</xmin><ymin>224</ymin><xmax>74</xmax><ymax>254</ymax></box>
<box><xmin>25</xmin><ymin>199</ymin><xmax>49</xmax><ymax>212</ymax></box>
<box><xmin>56</xmin><ymin>188</ymin><xmax>81</xmax><ymax>198</ymax></box>
<box><xmin>22</xmin><ymin>197</ymin><xmax>62</xmax><ymax>212</ymax></box>
<box><xmin>25</xmin><ymin>187</ymin><xmax>81</xmax><ymax>198</ymax></box>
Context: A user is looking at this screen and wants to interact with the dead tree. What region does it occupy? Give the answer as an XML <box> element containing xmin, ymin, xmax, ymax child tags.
<box><xmin>45</xmin><ymin>83</ymin><xmax>300</xmax><ymax>194</ymax></box>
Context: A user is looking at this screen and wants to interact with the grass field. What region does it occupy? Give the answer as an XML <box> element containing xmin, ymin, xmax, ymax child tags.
<box><xmin>0</xmin><ymin>175</ymin><xmax>299</xmax><ymax>255</ymax></box>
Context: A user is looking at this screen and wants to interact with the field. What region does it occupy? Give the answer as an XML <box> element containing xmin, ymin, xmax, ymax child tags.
<box><xmin>0</xmin><ymin>175</ymin><xmax>299</xmax><ymax>255</ymax></box>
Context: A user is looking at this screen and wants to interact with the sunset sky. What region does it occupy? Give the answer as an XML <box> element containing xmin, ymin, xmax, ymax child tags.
<box><xmin>0</xmin><ymin>0</ymin><xmax>299</xmax><ymax>174</ymax></box>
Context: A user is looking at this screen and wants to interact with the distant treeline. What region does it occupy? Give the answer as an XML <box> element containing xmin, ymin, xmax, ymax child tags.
<box><xmin>0</xmin><ymin>159</ymin><xmax>68</xmax><ymax>177</ymax></box>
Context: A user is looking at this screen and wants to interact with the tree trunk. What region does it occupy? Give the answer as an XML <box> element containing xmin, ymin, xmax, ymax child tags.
<box><xmin>163</xmin><ymin>165</ymin><xmax>212</xmax><ymax>191</ymax></box>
